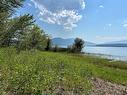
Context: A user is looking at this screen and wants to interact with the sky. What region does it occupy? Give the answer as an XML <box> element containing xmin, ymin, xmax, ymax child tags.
<box><xmin>16</xmin><ymin>0</ymin><xmax>127</xmax><ymax>43</ymax></box>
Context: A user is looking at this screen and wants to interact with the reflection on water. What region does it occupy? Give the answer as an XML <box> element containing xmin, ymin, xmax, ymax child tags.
<box><xmin>84</xmin><ymin>46</ymin><xmax>127</xmax><ymax>61</ymax></box>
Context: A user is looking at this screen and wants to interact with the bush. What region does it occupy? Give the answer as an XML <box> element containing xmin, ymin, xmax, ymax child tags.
<box><xmin>68</xmin><ymin>38</ymin><xmax>85</xmax><ymax>53</ymax></box>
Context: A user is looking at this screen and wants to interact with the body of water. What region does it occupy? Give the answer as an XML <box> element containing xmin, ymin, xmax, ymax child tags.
<box><xmin>84</xmin><ymin>46</ymin><xmax>127</xmax><ymax>61</ymax></box>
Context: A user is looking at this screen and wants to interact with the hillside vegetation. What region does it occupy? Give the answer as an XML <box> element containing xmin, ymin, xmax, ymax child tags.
<box><xmin>0</xmin><ymin>48</ymin><xmax>127</xmax><ymax>95</ymax></box>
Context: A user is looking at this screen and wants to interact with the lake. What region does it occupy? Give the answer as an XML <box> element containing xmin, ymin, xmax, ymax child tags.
<box><xmin>84</xmin><ymin>46</ymin><xmax>127</xmax><ymax>61</ymax></box>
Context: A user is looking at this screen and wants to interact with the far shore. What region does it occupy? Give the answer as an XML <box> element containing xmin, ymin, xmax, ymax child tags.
<box><xmin>52</xmin><ymin>45</ymin><xmax>127</xmax><ymax>62</ymax></box>
<box><xmin>85</xmin><ymin>52</ymin><xmax>127</xmax><ymax>62</ymax></box>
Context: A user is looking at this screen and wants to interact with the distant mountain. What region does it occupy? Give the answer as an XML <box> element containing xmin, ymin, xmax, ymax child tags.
<box><xmin>85</xmin><ymin>42</ymin><xmax>96</xmax><ymax>46</ymax></box>
<box><xmin>52</xmin><ymin>38</ymin><xmax>96</xmax><ymax>47</ymax></box>
<box><xmin>96</xmin><ymin>40</ymin><xmax>127</xmax><ymax>47</ymax></box>
<box><xmin>107</xmin><ymin>40</ymin><xmax>127</xmax><ymax>44</ymax></box>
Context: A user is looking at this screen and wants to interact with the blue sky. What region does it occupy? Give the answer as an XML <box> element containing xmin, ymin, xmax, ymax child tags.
<box><xmin>16</xmin><ymin>0</ymin><xmax>127</xmax><ymax>43</ymax></box>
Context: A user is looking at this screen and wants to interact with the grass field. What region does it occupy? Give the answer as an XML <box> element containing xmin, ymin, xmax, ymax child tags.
<box><xmin>0</xmin><ymin>48</ymin><xmax>127</xmax><ymax>95</ymax></box>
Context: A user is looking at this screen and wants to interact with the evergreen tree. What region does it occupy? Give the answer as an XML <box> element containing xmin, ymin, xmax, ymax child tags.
<box><xmin>0</xmin><ymin>14</ymin><xmax>34</xmax><ymax>47</ymax></box>
<box><xmin>0</xmin><ymin>0</ymin><xmax>26</xmax><ymax>46</ymax></box>
<box><xmin>45</xmin><ymin>38</ymin><xmax>51</xmax><ymax>51</ymax></box>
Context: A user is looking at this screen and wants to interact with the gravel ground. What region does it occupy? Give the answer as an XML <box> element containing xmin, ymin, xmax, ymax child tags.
<box><xmin>91</xmin><ymin>78</ymin><xmax>127</xmax><ymax>95</ymax></box>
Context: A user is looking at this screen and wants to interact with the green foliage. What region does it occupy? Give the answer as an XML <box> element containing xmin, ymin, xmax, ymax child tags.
<box><xmin>53</xmin><ymin>45</ymin><xmax>58</xmax><ymax>52</ymax></box>
<box><xmin>0</xmin><ymin>0</ymin><xmax>49</xmax><ymax>52</ymax></box>
<box><xmin>68</xmin><ymin>38</ymin><xmax>85</xmax><ymax>53</ymax></box>
<box><xmin>0</xmin><ymin>0</ymin><xmax>51</xmax><ymax>52</ymax></box>
<box><xmin>0</xmin><ymin>14</ymin><xmax>34</xmax><ymax>47</ymax></box>
<box><xmin>45</xmin><ymin>38</ymin><xmax>52</xmax><ymax>51</ymax></box>
<box><xmin>0</xmin><ymin>48</ymin><xmax>91</xmax><ymax>95</ymax></box>
<box><xmin>17</xmin><ymin>25</ymin><xmax>48</xmax><ymax>51</ymax></box>
<box><xmin>0</xmin><ymin>48</ymin><xmax>127</xmax><ymax>94</ymax></box>
<box><xmin>0</xmin><ymin>0</ymin><xmax>24</xmax><ymax>13</ymax></box>
<box><xmin>0</xmin><ymin>0</ymin><xmax>25</xmax><ymax>43</ymax></box>
<box><xmin>0</xmin><ymin>0</ymin><xmax>29</xmax><ymax>47</ymax></box>
<box><xmin>0</xmin><ymin>0</ymin><xmax>50</xmax><ymax>52</ymax></box>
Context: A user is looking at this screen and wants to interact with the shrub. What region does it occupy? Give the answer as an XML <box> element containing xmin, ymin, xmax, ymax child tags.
<box><xmin>68</xmin><ymin>38</ymin><xmax>85</xmax><ymax>53</ymax></box>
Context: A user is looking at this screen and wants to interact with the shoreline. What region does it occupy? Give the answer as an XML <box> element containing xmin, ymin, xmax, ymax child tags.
<box><xmin>85</xmin><ymin>52</ymin><xmax>127</xmax><ymax>62</ymax></box>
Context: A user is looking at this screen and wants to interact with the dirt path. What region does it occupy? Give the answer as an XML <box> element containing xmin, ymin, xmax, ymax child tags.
<box><xmin>91</xmin><ymin>78</ymin><xmax>127</xmax><ymax>95</ymax></box>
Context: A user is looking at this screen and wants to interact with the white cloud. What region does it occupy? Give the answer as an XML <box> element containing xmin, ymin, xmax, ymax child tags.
<box><xmin>27</xmin><ymin>3</ymin><xmax>32</xmax><ymax>7</ymax></box>
<box><xmin>99</xmin><ymin>5</ymin><xmax>104</xmax><ymax>8</ymax></box>
<box><xmin>108</xmin><ymin>24</ymin><xmax>112</xmax><ymax>27</ymax></box>
<box><xmin>31</xmin><ymin>0</ymin><xmax>85</xmax><ymax>31</ymax></box>
<box><xmin>123</xmin><ymin>20</ymin><xmax>127</xmax><ymax>28</ymax></box>
<box><xmin>80</xmin><ymin>0</ymin><xmax>86</xmax><ymax>10</ymax></box>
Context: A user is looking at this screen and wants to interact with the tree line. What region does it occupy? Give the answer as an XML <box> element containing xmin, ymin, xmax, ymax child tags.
<box><xmin>0</xmin><ymin>0</ymin><xmax>85</xmax><ymax>53</ymax></box>
<box><xmin>0</xmin><ymin>0</ymin><xmax>51</xmax><ymax>52</ymax></box>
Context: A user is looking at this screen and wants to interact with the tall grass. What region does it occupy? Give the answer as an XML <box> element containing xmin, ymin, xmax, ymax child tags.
<box><xmin>0</xmin><ymin>48</ymin><xmax>127</xmax><ymax>95</ymax></box>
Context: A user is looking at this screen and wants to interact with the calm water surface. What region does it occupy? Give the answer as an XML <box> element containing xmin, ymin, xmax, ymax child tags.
<box><xmin>84</xmin><ymin>46</ymin><xmax>127</xmax><ymax>61</ymax></box>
